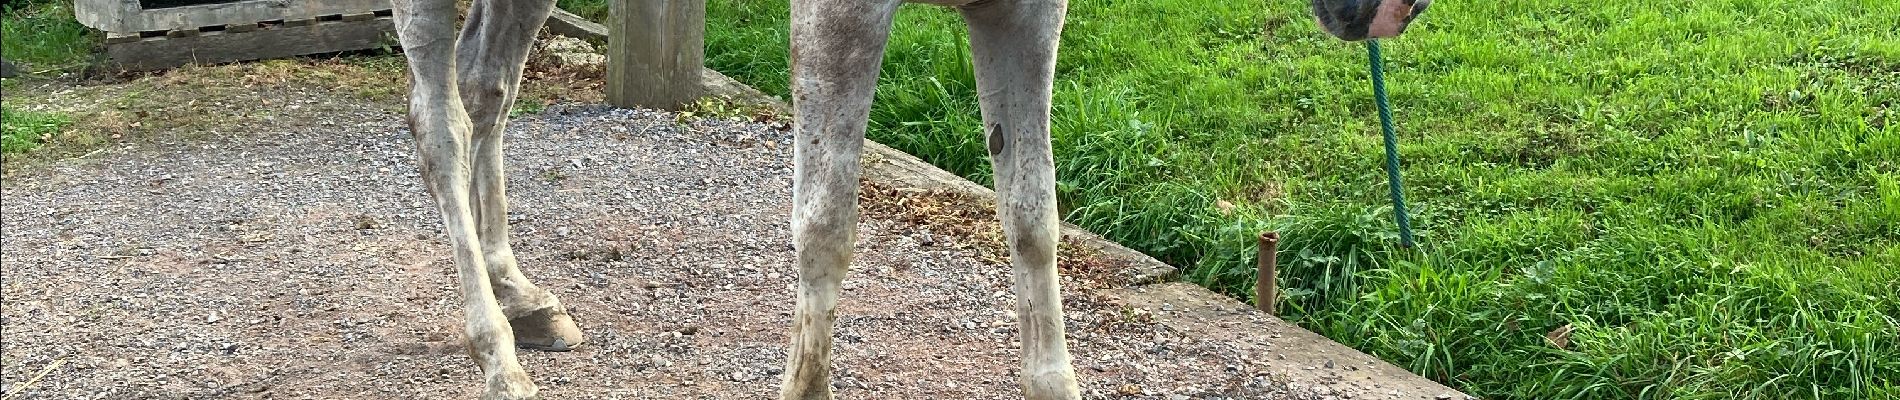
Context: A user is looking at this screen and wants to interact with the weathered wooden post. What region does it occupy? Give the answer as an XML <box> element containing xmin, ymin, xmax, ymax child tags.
<box><xmin>1256</xmin><ymin>231</ymin><xmax>1281</xmax><ymax>314</ymax></box>
<box><xmin>607</xmin><ymin>0</ymin><xmax>705</xmax><ymax>110</ymax></box>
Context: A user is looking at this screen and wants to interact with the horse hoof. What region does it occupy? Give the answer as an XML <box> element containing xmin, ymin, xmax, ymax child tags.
<box><xmin>509</xmin><ymin>306</ymin><xmax>585</xmax><ymax>352</ymax></box>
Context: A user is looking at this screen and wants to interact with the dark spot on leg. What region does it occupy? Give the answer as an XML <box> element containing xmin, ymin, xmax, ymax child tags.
<box><xmin>987</xmin><ymin>123</ymin><xmax>1005</xmax><ymax>156</ymax></box>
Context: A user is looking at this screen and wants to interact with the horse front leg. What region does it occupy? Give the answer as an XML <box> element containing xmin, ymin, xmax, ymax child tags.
<box><xmin>391</xmin><ymin>0</ymin><xmax>535</xmax><ymax>397</ymax></box>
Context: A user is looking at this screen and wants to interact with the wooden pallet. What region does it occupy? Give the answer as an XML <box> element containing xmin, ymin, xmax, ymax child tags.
<box><xmin>98</xmin><ymin>10</ymin><xmax>394</xmax><ymax>72</ymax></box>
<box><xmin>78</xmin><ymin>0</ymin><xmax>389</xmax><ymax>33</ymax></box>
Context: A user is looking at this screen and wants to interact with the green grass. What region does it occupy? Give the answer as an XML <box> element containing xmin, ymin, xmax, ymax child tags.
<box><xmin>563</xmin><ymin>0</ymin><xmax>1899</xmax><ymax>398</ymax></box>
<box><xmin>2</xmin><ymin>0</ymin><xmax>96</xmax><ymax>71</ymax></box>
<box><xmin>1</xmin><ymin>105</ymin><xmax>68</xmax><ymax>154</ymax></box>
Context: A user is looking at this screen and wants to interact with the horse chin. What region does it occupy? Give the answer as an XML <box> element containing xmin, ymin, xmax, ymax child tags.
<box><xmin>1367</xmin><ymin>0</ymin><xmax>1428</xmax><ymax>38</ymax></box>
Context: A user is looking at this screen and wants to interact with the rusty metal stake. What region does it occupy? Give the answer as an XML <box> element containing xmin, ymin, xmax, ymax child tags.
<box><xmin>1256</xmin><ymin>231</ymin><xmax>1281</xmax><ymax>314</ymax></box>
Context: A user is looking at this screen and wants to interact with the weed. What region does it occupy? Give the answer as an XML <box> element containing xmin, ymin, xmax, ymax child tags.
<box><xmin>511</xmin><ymin>96</ymin><xmax>547</xmax><ymax>117</ymax></box>
<box><xmin>539</xmin><ymin>168</ymin><xmax>567</xmax><ymax>183</ymax></box>
<box><xmin>0</xmin><ymin>105</ymin><xmax>67</xmax><ymax>153</ymax></box>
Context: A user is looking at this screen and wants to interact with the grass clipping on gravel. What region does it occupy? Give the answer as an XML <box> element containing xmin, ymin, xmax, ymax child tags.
<box><xmin>856</xmin><ymin>179</ymin><xmax>1126</xmax><ymax>287</ymax></box>
<box><xmin>0</xmin><ymin>58</ymin><xmax>408</xmax><ymax>167</ymax></box>
<box><xmin>0</xmin><ymin>32</ymin><xmax>609</xmax><ymax>166</ymax></box>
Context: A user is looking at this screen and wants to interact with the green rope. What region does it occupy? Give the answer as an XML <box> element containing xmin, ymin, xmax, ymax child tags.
<box><xmin>1367</xmin><ymin>40</ymin><xmax>1416</xmax><ymax>248</ymax></box>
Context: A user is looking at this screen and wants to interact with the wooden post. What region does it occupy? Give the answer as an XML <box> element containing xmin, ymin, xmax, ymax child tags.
<box><xmin>607</xmin><ymin>0</ymin><xmax>705</xmax><ymax>110</ymax></box>
<box><xmin>1256</xmin><ymin>231</ymin><xmax>1280</xmax><ymax>314</ymax></box>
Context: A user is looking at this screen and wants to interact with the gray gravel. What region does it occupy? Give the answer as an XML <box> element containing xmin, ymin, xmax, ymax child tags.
<box><xmin>2</xmin><ymin>100</ymin><xmax>1308</xmax><ymax>399</ymax></box>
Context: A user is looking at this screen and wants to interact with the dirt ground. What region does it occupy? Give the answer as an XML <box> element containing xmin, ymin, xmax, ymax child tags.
<box><xmin>0</xmin><ymin>69</ymin><xmax>1334</xmax><ymax>399</ymax></box>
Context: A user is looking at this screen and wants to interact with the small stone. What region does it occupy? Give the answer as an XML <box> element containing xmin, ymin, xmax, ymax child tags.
<box><xmin>1118</xmin><ymin>384</ymin><xmax>1142</xmax><ymax>395</ymax></box>
<box><xmin>542</xmin><ymin>36</ymin><xmax>594</xmax><ymax>53</ymax></box>
<box><xmin>551</xmin><ymin>53</ymin><xmax>606</xmax><ymax>67</ymax></box>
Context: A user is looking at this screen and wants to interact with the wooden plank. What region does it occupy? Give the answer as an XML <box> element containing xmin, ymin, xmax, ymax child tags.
<box><xmin>75</xmin><ymin>0</ymin><xmax>388</xmax><ymax>33</ymax></box>
<box><xmin>606</xmin><ymin>0</ymin><xmax>705</xmax><ymax>111</ymax></box>
<box><xmin>100</xmin><ymin>17</ymin><xmax>394</xmax><ymax>72</ymax></box>
<box><xmin>104</xmin><ymin>32</ymin><xmax>144</xmax><ymax>44</ymax></box>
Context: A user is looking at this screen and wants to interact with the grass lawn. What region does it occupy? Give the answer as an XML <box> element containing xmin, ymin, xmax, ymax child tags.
<box><xmin>561</xmin><ymin>0</ymin><xmax>1900</xmax><ymax>398</ymax></box>
<box><xmin>1</xmin><ymin>0</ymin><xmax>92</xmax><ymax>71</ymax></box>
<box><xmin>6</xmin><ymin>0</ymin><xmax>1896</xmax><ymax>397</ymax></box>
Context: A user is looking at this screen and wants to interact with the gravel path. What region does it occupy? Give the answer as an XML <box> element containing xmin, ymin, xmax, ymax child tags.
<box><xmin>1</xmin><ymin>98</ymin><xmax>1311</xmax><ymax>399</ymax></box>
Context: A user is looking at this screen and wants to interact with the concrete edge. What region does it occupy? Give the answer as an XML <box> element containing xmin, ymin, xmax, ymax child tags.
<box><xmin>545</xmin><ymin>9</ymin><xmax>608</xmax><ymax>44</ymax></box>
<box><xmin>543</xmin><ymin>14</ymin><xmax>1471</xmax><ymax>400</ymax></box>
<box><xmin>1103</xmin><ymin>282</ymin><xmax>1470</xmax><ymax>400</ymax></box>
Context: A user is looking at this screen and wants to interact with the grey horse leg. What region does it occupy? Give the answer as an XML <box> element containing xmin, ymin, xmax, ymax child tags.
<box><xmin>455</xmin><ymin>0</ymin><xmax>584</xmax><ymax>352</ymax></box>
<box><xmin>960</xmin><ymin>0</ymin><xmax>1081</xmax><ymax>398</ymax></box>
<box><xmin>778</xmin><ymin>0</ymin><xmax>902</xmax><ymax>399</ymax></box>
<box><xmin>390</xmin><ymin>0</ymin><xmax>536</xmax><ymax>397</ymax></box>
